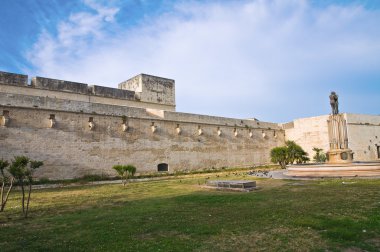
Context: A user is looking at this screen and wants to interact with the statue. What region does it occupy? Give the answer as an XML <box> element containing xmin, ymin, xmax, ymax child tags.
<box><xmin>329</xmin><ymin>91</ymin><xmax>339</xmax><ymax>115</ymax></box>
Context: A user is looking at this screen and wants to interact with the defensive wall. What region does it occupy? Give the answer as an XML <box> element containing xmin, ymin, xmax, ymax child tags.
<box><xmin>0</xmin><ymin>71</ymin><xmax>284</xmax><ymax>179</ymax></box>
<box><xmin>1</xmin><ymin>70</ymin><xmax>378</xmax><ymax>179</ymax></box>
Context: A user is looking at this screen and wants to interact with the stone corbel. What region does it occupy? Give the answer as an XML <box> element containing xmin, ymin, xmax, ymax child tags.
<box><xmin>1</xmin><ymin>110</ymin><xmax>10</xmax><ymax>127</ymax></box>
<box><xmin>88</xmin><ymin>117</ymin><xmax>95</xmax><ymax>131</ymax></box>
<box><xmin>234</xmin><ymin>128</ymin><xmax>238</xmax><ymax>137</ymax></box>
<box><xmin>249</xmin><ymin>129</ymin><xmax>253</xmax><ymax>138</ymax></box>
<box><xmin>121</xmin><ymin>116</ymin><xmax>128</xmax><ymax>132</ymax></box>
<box><xmin>217</xmin><ymin>127</ymin><xmax>222</xmax><ymax>136</ymax></box>
<box><xmin>176</xmin><ymin>124</ymin><xmax>181</xmax><ymax>135</ymax></box>
<box><xmin>198</xmin><ymin>126</ymin><xmax>203</xmax><ymax>136</ymax></box>
<box><xmin>49</xmin><ymin>114</ymin><xmax>56</xmax><ymax>128</ymax></box>
<box><xmin>122</xmin><ymin>123</ymin><xmax>128</xmax><ymax>132</ymax></box>
<box><xmin>262</xmin><ymin>130</ymin><xmax>266</xmax><ymax>139</ymax></box>
<box><xmin>151</xmin><ymin>122</ymin><xmax>157</xmax><ymax>133</ymax></box>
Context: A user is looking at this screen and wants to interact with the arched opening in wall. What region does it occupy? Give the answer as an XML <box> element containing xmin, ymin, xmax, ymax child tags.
<box><xmin>157</xmin><ymin>163</ymin><xmax>169</xmax><ymax>172</ymax></box>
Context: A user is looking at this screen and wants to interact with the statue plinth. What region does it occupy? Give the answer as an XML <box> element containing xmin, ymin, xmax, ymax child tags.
<box><xmin>327</xmin><ymin>149</ymin><xmax>353</xmax><ymax>164</ymax></box>
<box><xmin>327</xmin><ymin>114</ymin><xmax>354</xmax><ymax>164</ymax></box>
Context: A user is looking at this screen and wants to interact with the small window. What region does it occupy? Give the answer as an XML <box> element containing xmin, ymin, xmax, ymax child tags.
<box><xmin>88</xmin><ymin>117</ymin><xmax>94</xmax><ymax>122</ymax></box>
<box><xmin>377</xmin><ymin>146</ymin><xmax>380</xmax><ymax>159</ymax></box>
<box><xmin>157</xmin><ymin>163</ymin><xmax>168</xmax><ymax>172</ymax></box>
<box><xmin>3</xmin><ymin>110</ymin><xmax>9</xmax><ymax>117</ymax></box>
<box><xmin>49</xmin><ymin>114</ymin><xmax>55</xmax><ymax>120</ymax></box>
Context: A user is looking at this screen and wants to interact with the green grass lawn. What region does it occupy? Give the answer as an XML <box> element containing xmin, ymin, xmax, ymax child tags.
<box><xmin>0</xmin><ymin>173</ymin><xmax>379</xmax><ymax>251</ymax></box>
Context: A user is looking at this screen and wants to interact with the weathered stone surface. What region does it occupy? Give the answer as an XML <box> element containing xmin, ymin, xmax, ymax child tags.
<box><xmin>0</xmin><ymin>106</ymin><xmax>283</xmax><ymax>179</ymax></box>
<box><xmin>31</xmin><ymin>76</ymin><xmax>89</xmax><ymax>94</ymax></box>
<box><xmin>119</xmin><ymin>74</ymin><xmax>175</xmax><ymax>106</ymax></box>
<box><xmin>0</xmin><ymin>71</ymin><xmax>28</xmax><ymax>86</ymax></box>
<box><xmin>89</xmin><ymin>85</ymin><xmax>135</xmax><ymax>100</ymax></box>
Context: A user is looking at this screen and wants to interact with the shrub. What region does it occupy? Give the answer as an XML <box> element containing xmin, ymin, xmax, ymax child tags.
<box><xmin>313</xmin><ymin>147</ymin><xmax>327</xmax><ymax>163</ymax></box>
<box><xmin>112</xmin><ymin>165</ymin><xmax>136</xmax><ymax>186</ymax></box>
<box><xmin>270</xmin><ymin>141</ymin><xmax>309</xmax><ymax>168</ymax></box>
<box><xmin>270</xmin><ymin>147</ymin><xmax>289</xmax><ymax>169</ymax></box>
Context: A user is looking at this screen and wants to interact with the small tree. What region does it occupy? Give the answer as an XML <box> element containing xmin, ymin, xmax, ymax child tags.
<box><xmin>9</xmin><ymin>156</ymin><xmax>43</xmax><ymax>218</ymax></box>
<box><xmin>270</xmin><ymin>147</ymin><xmax>289</xmax><ymax>169</ymax></box>
<box><xmin>270</xmin><ymin>142</ymin><xmax>309</xmax><ymax>168</ymax></box>
<box><xmin>0</xmin><ymin>158</ymin><xmax>12</xmax><ymax>212</ymax></box>
<box><xmin>313</xmin><ymin>147</ymin><xmax>327</xmax><ymax>163</ymax></box>
<box><xmin>113</xmin><ymin>165</ymin><xmax>136</xmax><ymax>186</ymax></box>
<box><xmin>25</xmin><ymin>160</ymin><xmax>44</xmax><ymax>218</ymax></box>
<box><xmin>286</xmin><ymin>141</ymin><xmax>309</xmax><ymax>164</ymax></box>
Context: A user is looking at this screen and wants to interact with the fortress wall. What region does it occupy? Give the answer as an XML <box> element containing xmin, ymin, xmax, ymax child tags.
<box><xmin>0</xmin><ymin>84</ymin><xmax>175</xmax><ymax>111</ymax></box>
<box><xmin>0</xmin><ymin>105</ymin><xmax>284</xmax><ymax>179</ymax></box>
<box><xmin>0</xmin><ymin>92</ymin><xmax>151</xmax><ymax>117</ymax></box>
<box><xmin>283</xmin><ymin>115</ymin><xmax>330</xmax><ymax>159</ymax></box>
<box><xmin>164</xmin><ymin>111</ymin><xmax>280</xmax><ymax>129</ymax></box>
<box><xmin>345</xmin><ymin>114</ymin><xmax>380</xmax><ymax>161</ymax></box>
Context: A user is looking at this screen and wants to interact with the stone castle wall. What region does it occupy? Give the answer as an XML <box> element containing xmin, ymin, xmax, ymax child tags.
<box><xmin>345</xmin><ymin>114</ymin><xmax>380</xmax><ymax>161</ymax></box>
<box><xmin>0</xmin><ymin>71</ymin><xmax>284</xmax><ymax>179</ymax></box>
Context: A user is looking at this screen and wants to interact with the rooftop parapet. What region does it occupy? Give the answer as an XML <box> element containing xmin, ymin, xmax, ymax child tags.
<box><xmin>0</xmin><ymin>71</ymin><xmax>28</xmax><ymax>86</ymax></box>
<box><xmin>88</xmin><ymin>85</ymin><xmax>135</xmax><ymax>100</ymax></box>
<box><xmin>31</xmin><ymin>76</ymin><xmax>89</xmax><ymax>94</ymax></box>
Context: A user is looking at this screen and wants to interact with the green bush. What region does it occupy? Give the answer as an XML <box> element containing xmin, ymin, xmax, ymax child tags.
<box><xmin>270</xmin><ymin>141</ymin><xmax>309</xmax><ymax>168</ymax></box>
<box><xmin>112</xmin><ymin>164</ymin><xmax>137</xmax><ymax>186</ymax></box>
<box><xmin>313</xmin><ymin>147</ymin><xmax>327</xmax><ymax>163</ymax></box>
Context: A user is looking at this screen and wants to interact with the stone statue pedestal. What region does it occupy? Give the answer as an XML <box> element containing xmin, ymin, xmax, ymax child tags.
<box><xmin>327</xmin><ymin>149</ymin><xmax>353</xmax><ymax>164</ymax></box>
<box><xmin>327</xmin><ymin>114</ymin><xmax>354</xmax><ymax>164</ymax></box>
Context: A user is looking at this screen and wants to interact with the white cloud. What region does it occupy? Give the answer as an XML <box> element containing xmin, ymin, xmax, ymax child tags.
<box><xmin>26</xmin><ymin>0</ymin><xmax>380</xmax><ymax>122</ymax></box>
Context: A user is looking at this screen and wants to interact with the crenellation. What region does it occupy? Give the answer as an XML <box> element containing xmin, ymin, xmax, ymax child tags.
<box><xmin>88</xmin><ymin>85</ymin><xmax>135</xmax><ymax>100</ymax></box>
<box><xmin>0</xmin><ymin>71</ymin><xmax>28</xmax><ymax>86</ymax></box>
<box><xmin>31</xmin><ymin>76</ymin><xmax>89</xmax><ymax>94</ymax></box>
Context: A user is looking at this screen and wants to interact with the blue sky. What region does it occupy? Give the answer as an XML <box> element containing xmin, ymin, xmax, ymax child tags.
<box><xmin>0</xmin><ymin>0</ymin><xmax>379</xmax><ymax>122</ymax></box>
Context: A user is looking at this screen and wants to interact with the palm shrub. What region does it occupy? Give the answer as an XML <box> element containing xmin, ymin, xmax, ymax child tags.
<box><xmin>313</xmin><ymin>147</ymin><xmax>327</xmax><ymax>163</ymax></box>
<box><xmin>0</xmin><ymin>158</ymin><xmax>12</xmax><ymax>212</ymax></box>
<box><xmin>113</xmin><ymin>165</ymin><xmax>136</xmax><ymax>186</ymax></box>
<box><xmin>286</xmin><ymin>141</ymin><xmax>309</xmax><ymax>164</ymax></box>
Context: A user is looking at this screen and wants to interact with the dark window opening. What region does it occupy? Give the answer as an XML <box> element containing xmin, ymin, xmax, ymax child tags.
<box><xmin>3</xmin><ymin>110</ymin><xmax>9</xmax><ymax>117</ymax></box>
<box><xmin>157</xmin><ymin>163</ymin><xmax>168</xmax><ymax>172</ymax></box>
<box><xmin>49</xmin><ymin>114</ymin><xmax>55</xmax><ymax>120</ymax></box>
<box><xmin>377</xmin><ymin>146</ymin><xmax>380</xmax><ymax>159</ymax></box>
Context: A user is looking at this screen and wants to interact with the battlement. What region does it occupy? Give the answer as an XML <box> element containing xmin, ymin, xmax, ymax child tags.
<box><xmin>31</xmin><ymin>76</ymin><xmax>89</xmax><ymax>94</ymax></box>
<box><xmin>0</xmin><ymin>70</ymin><xmax>176</xmax><ymax>111</ymax></box>
<box><xmin>0</xmin><ymin>71</ymin><xmax>28</xmax><ymax>86</ymax></box>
